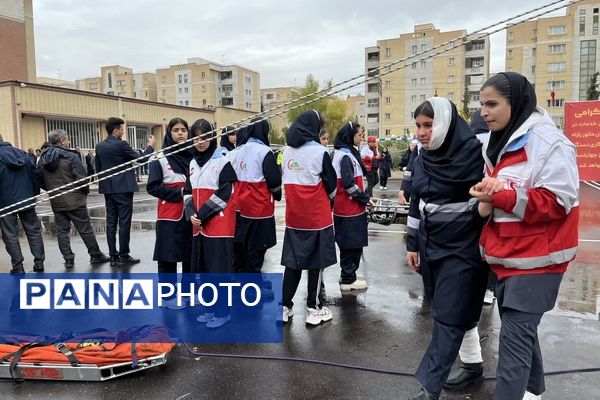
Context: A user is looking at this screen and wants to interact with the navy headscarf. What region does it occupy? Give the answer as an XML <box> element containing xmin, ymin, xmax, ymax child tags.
<box><xmin>190</xmin><ymin>119</ymin><xmax>217</xmax><ymax>167</ymax></box>
<box><xmin>485</xmin><ymin>72</ymin><xmax>537</xmax><ymax>166</ymax></box>
<box><xmin>163</xmin><ymin>118</ymin><xmax>191</xmax><ymax>175</ymax></box>
<box><xmin>244</xmin><ymin>117</ymin><xmax>270</xmax><ymax>146</ymax></box>
<box><xmin>334</xmin><ymin>122</ymin><xmax>367</xmax><ymax>176</ymax></box>
<box><xmin>286</xmin><ymin>110</ymin><xmax>322</xmax><ymax>148</ymax></box>
<box><xmin>420</xmin><ymin>98</ymin><xmax>483</xmax><ymax>184</ymax></box>
<box><xmin>220</xmin><ymin>126</ymin><xmax>236</xmax><ymax>152</ymax></box>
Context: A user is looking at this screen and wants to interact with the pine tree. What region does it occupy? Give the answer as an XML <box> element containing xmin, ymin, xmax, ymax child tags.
<box><xmin>587</xmin><ymin>72</ymin><xmax>599</xmax><ymax>101</ymax></box>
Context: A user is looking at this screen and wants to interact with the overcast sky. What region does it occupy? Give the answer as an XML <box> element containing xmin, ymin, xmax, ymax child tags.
<box><xmin>33</xmin><ymin>0</ymin><xmax>567</xmax><ymax>95</ymax></box>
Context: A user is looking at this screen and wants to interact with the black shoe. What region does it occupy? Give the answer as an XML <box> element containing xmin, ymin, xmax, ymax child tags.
<box><xmin>118</xmin><ymin>255</ymin><xmax>140</xmax><ymax>265</ymax></box>
<box><xmin>10</xmin><ymin>267</ymin><xmax>25</xmax><ymax>275</ymax></box>
<box><xmin>109</xmin><ymin>256</ymin><xmax>120</xmax><ymax>267</ymax></box>
<box><xmin>444</xmin><ymin>362</ymin><xmax>484</xmax><ymax>391</ymax></box>
<box><xmin>90</xmin><ymin>253</ymin><xmax>111</xmax><ymax>264</ymax></box>
<box><xmin>33</xmin><ymin>264</ymin><xmax>44</xmax><ymax>272</ymax></box>
<box><xmin>409</xmin><ymin>387</ymin><xmax>439</xmax><ymax>400</ymax></box>
<box><xmin>64</xmin><ymin>259</ymin><xmax>75</xmax><ymax>268</ymax></box>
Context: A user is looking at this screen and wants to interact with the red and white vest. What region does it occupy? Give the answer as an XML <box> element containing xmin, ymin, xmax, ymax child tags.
<box><xmin>332</xmin><ymin>148</ymin><xmax>366</xmax><ymax>217</ymax></box>
<box><xmin>189</xmin><ymin>150</ymin><xmax>236</xmax><ymax>238</ymax></box>
<box><xmin>155</xmin><ymin>155</ymin><xmax>186</xmax><ymax>221</ymax></box>
<box><xmin>283</xmin><ymin>142</ymin><xmax>333</xmax><ymax>230</ymax></box>
<box><xmin>233</xmin><ymin>138</ymin><xmax>275</xmax><ymax>219</ymax></box>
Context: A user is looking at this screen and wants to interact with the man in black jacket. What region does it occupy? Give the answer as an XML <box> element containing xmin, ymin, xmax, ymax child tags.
<box><xmin>38</xmin><ymin>130</ymin><xmax>110</xmax><ymax>268</ymax></box>
<box><xmin>95</xmin><ymin>117</ymin><xmax>155</xmax><ymax>266</ymax></box>
<box><xmin>0</xmin><ymin>135</ymin><xmax>45</xmax><ymax>273</ymax></box>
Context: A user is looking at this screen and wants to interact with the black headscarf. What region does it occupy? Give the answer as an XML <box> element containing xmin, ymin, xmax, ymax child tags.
<box><xmin>420</xmin><ymin>100</ymin><xmax>484</xmax><ymax>184</ymax></box>
<box><xmin>220</xmin><ymin>126</ymin><xmax>236</xmax><ymax>152</ymax></box>
<box><xmin>163</xmin><ymin>118</ymin><xmax>191</xmax><ymax>175</ymax></box>
<box><xmin>245</xmin><ymin>117</ymin><xmax>270</xmax><ymax>146</ymax></box>
<box><xmin>469</xmin><ymin>109</ymin><xmax>489</xmax><ymax>134</ymax></box>
<box><xmin>190</xmin><ymin>119</ymin><xmax>217</xmax><ymax>168</ymax></box>
<box><xmin>286</xmin><ymin>110</ymin><xmax>322</xmax><ymax>148</ymax></box>
<box><xmin>334</xmin><ymin>122</ymin><xmax>367</xmax><ymax>176</ymax></box>
<box><xmin>236</xmin><ymin>126</ymin><xmax>248</xmax><ymax>146</ymax></box>
<box><xmin>485</xmin><ymin>72</ymin><xmax>537</xmax><ymax>166</ymax></box>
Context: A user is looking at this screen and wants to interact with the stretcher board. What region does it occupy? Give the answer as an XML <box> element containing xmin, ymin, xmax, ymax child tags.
<box><xmin>0</xmin><ymin>353</ymin><xmax>168</xmax><ymax>381</ymax></box>
<box><xmin>367</xmin><ymin>198</ymin><xmax>409</xmax><ymax>226</ymax></box>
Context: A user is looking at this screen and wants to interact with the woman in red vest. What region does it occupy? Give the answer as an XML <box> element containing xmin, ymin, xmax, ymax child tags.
<box><xmin>332</xmin><ymin>122</ymin><xmax>371</xmax><ymax>291</ymax></box>
<box><xmin>147</xmin><ymin>118</ymin><xmax>192</xmax><ymax>309</ymax></box>
<box><xmin>186</xmin><ymin>119</ymin><xmax>238</xmax><ymax>328</ymax></box>
<box><xmin>281</xmin><ymin>110</ymin><xmax>337</xmax><ymax>325</ymax></box>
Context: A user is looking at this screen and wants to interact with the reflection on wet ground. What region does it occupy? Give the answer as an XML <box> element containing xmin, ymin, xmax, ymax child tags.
<box><xmin>4</xmin><ymin>182</ymin><xmax>600</xmax><ymax>320</ymax></box>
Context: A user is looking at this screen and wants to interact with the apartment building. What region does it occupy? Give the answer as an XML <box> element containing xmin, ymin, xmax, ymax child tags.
<box><xmin>365</xmin><ymin>23</ymin><xmax>490</xmax><ymax>138</ymax></box>
<box><xmin>0</xmin><ymin>0</ymin><xmax>36</xmax><ymax>82</ymax></box>
<box><xmin>260</xmin><ymin>86</ymin><xmax>301</xmax><ymax>134</ymax></box>
<box><xmin>506</xmin><ymin>0</ymin><xmax>600</xmax><ymax>128</ymax></box>
<box><xmin>75</xmin><ymin>65</ymin><xmax>157</xmax><ymax>102</ymax></box>
<box><xmin>157</xmin><ymin>58</ymin><xmax>260</xmax><ymax>112</ymax></box>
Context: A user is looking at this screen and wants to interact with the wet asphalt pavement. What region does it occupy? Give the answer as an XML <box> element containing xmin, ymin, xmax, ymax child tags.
<box><xmin>0</xmin><ymin>179</ymin><xmax>599</xmax><ymax>399</ymax></box>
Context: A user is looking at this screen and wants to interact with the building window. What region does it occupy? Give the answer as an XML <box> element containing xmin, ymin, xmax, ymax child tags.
<box><xmin>547</xmin><ymin>99</ymin><xmax>565</xmax><ymax>107</ymax></box>
<box><xmin>411</xmin><ymin>95</ymin><xmax>417</xmax><ymax>102</ymax></box>
<box><xmin>469</xmin><ymin>75</ymin><xmax>484</xmax><ymax>85</ymax></box>
<box><xmin>548</xmin><ymin>44</ymin><xmax>566</xmax><ymax>54</ymax></box>
<box><xmin>202</xmin><ymin>99</ymin><xmax>207</xmax><ymax>106</ymax></box>
<box><xmin>385</xmin><ymin>80</ymin><xmax>391</xmax><ymax>88</ymax></box>
<box><xmin>448</xmin><ymin>92</ymin><xmax>454</xmax><ymax>101</ymax></box>
<box><xmin>89</xmin><ymin>83</ymin><xmax>98</xmax><ymax>90</ymax></box>
<box><xmin>201</xmin><ymin>72</ymin><xmax>206</xmax><ymax>79</ymax></box>
<box><xmin>531</xmin><ymin>65</ymin><xmax>536</xmax><ymax>73</ymax></box>
<box><xmin>579</xmin><ymin>40</ymin><xmax>597</xmax><ymax>100</ymax></box>
<box><xmin>448</xmin><ymin>57</ymin><xmax>455</xmax><ymax>66</ymax></box>
<box><xmin>593</xmin><ymin>15</ymin><xmax>599</xmax><ymax>35</ymax></box>
<box><xmin>411</xmin><ymin>45</ymin><xmax>417</xmax><ymax>54</ymax></box>
<box><xmin>385</xmin><ymin>129</ymin><xmax>391</xmax><ymax>136</ymax></box>
<box><xmin>412</xmin><ymin>62</ymin><xmax>417</xmax><ymax>69</ymax></box>
<box><xmin>548</xmin><ymin>62</ymin><xmax>566</xmax><ymax>72</ymax></box>
<box><xmin>385</xmin><ymin>113</ymin><xmax>391</xmax><ymax>119</ymax></box>
<box><xmin>184</xmin><ymin>100</ymin><xmax>189</xmax><ymax>106</ymax></box>
<box><xmin>107</xmin><ymin>73</ymin><xmax>112</xmax><ymax>88</ymax></box>
<box><xmin>448</xmin><ymin>75</ymin><xmax>455</xmax><ymax>83</ymax></box>
<box><xmin>421</xmin><ymin>60</ymin><xmax>427</xmax><ymax>68</ymax></box>
<box><xmin>411</xmin><ymin>79</ymin><xmax>417</xmax><ymax>87</ymax></box>
<box><xmin>178</xmin><ymin>88</ymin><xmax>182</xmax><ymax>94</ymax></box>
<box><xmin>471</xmin><ymin>92</ymin><xmax>480</xmax><ymax>102</ymax></box>
<box><xmin>448</xmin><ymin>41</ymin><xmax>455</xmax><ymax>49</ymax></box>
<box><xmin>266</xmin><ymin>93</ymin><xmax>273</xmax><ymax>100</ymax></box>
<box><xmin>508</xmin><ymin>32</ymin><xmax>514</xmax><ymax>41</ymax></box>
<box><xmin>410</xmin><ymin>112</ymin><xmax>415</xmax><ymax>119</ymax></box>
<box><xmin>184</xmin><ymin>74</ymin><xmax>188</xmax><ymax>83</ymax></box>
<box><xmin>246</xmin><ymin>76</ymin><xmax>252</xmax><ymax>84</ymax></box>
<box><xmin>161</xmin><ymin>75</ymin><xmax>166</xmax><ymax>83</ymax></box>
<box><xmin>179</xmin><ymin>101</ymin><xmax>183</xmax><ymax>105</ymax></box>
<box><xmin>385</xmin><ymin>47</ymin><xmax>392</xmax><ymax>56</ymax></box>
<box><xmin>367</xmin><ymin>98</ymin><xmax>379</xmax><ymax>108</ymax></box>
<box><xmin>368</xmin><ymin>83</ymin><xmax>379</xmax><ymax>93</ymax></box>
<box><xmin>46</xmin><ymin>119</ymin><xmax>100</xmax><ymax>150</ymax></box>
<box><xmin>385</xmin><ymin>97</ymin><xmax>391</xmax><ymax>104</ymax></box>
<box><xmin>421</xmin><ymin>44</ymin><xmax>427</xmax><ymax>52</ymax></box>
<box><xmin>420</xmin><ymin>78</ymin><xmax>426</xmax><ymax>86</ymax></box>
<box><xmin>420</xmin><ymin>94</ymin><xmax>426</xmax><ymax>101</ymax></box>
<box><xmin>580</xmin><ymin>8</ymin><xmax>586</xmax><ymax>15</ymax></box>
<box><xmin>507</xmin><ymin>49</ymin><xmax>513</xmax><ymax>58</ymax></box>
<box><xmin>548</xmin><ymin>25</ymin><xmax>566</xmax><ymax>35</ymax></box>
<box><xmin>178</xmin><ymin>75</ymin><xmax>182</xmax><ymax>84</ymax></box>
<box><xmin>547</xmin><ymin>80</ymin><xmax>565</xmax><ymax>89</ymax></box>
<box><xmin>368</xmin><ymin>129</ymin><xmax>378</xmax><ymax>136</ymax></box>
<box><xmin>117</xmin><ymin>80</ymin><xmax>125</xmax><ymax>88</ymax></box>
<box><xmin>532</xmin><ymin>47</ymin><xmax>537</xmax><ymax>57</ymax></box>
<box><xmin>133</xmin><ymin>92</ymin><xmax>136</xmax><ymax>98</ymax></box>
<box><xmin>580</xmin><ymin>16</ymin><xmax>586</xmax><ymax>36</ymax></box>
<box><xmin>472</xmin><ymin>41</ymin><xmax>485</xmax><ymax>50</ymax></box>
<box><xmin>184</xmin><ymin>87</ymin><xmax>188</xmax><ymax>93</ymax></box>
<box><xmin>162</xmin><ymin>89</ymin><xmax>166</xmax><ymax>96</ymax></box>
<box><xmin>473</xmin><ymin>58</ymin><xmax>483</xmax><ymax>67</ymax></box>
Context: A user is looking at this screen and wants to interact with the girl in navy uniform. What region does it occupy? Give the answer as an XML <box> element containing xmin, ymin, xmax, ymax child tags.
<box><xmin>281</xmin><ymin>110</ymin><xmax>337</xmax><ymax>325</ymax></box>
<box><xmin>147</xmin><ymin>118</ymin><xmax>192</xmax><ymax>309</ymax></box>
<box><xmin>406</xmin><ymin>97</ymin><xmax>488</xmax><ymax>400</ymax></box>
<box><xmin>186</xmin><ymin>119</ymin><xmax>238</xmax><ymax>328</ymax></box>
<box><xmin>233</xmin><ymin>118</ymin><xmax>282</xmax><ymax>278</ymax></box>
<box><xmin>332</xmin><ymin>122</ymin><xmax>371</xmax><ymax>291</ymax></box>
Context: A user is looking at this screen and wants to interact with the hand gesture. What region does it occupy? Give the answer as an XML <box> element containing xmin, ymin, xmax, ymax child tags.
<box><xmin>407</xmin><ymin>251</ymin><xmax>420</xmax><ymax>272</ymax></box>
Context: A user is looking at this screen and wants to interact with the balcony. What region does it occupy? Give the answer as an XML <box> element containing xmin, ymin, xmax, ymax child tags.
<box><xmin>465</xmin><ymin>66</ymin><xmax>485</xmax><ymax>75</ymax></box>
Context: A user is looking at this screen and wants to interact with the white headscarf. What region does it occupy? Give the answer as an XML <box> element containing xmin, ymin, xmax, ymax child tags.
<box><xmin>426</xmin><ymin>97</ymin><xmax>452</xmax><ymax>151</ymax></box>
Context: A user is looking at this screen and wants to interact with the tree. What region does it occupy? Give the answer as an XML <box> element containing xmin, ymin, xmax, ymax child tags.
<box><xmin>322</xmin><ymin>97</ymin><xmax>348</xmax><ymax>141</ymax></box>
<box><xmin>587</xmin><ymin>72</ymin><xmax>600</xmax><ymax>101</ymax></box>
<box><xmin>269</xmin><ymin>124</ymin><xmax>285</xmax><ymax>145</ymax></box>
<box><xmin>462</xmin><ymin>84</ymin><xmax>470</xmax><ymax>118</ymax></box>
<box><xmin>287</xmin><ymin>74</ymin><xmax>330</xmax><ymax>123</ymax></box>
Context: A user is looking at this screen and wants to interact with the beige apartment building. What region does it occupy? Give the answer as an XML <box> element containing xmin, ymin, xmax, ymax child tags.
<box><xmin>157</xmin><ymin>58</ymin><xmax>260</xmax><ymax>113</ymax></box>
<box><xmin>506</xmin><ymin>0</ymin><xmax>600</xmax><ymax>128</ymax></box>
<box><xmin>345</xmin><ymin>95</ymin><xmax>366</xmax><ymax>126</ymax></box>
<box><xmin>0</xmin><ymin>0</ymin><xmax>36</xmax><ymax>82</ymax></box>
<box><xmin>260</xmin><ymin>86</ymin><xmax>300</xmax><ymax>135</ymax></box>
<box><xmin>365</xmin><ymin>23</ymin><xmax>490</xmax><ymax>138</ymax></box>
<box><xmin>76</xmin><ymin>65</ymin><xmax>158</xmax><ymax>102</ymax></box>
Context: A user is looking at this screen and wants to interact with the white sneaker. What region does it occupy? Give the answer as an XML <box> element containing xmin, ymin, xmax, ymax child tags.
<box><xmin>340</xmin><ymin>279</ymin><xmax>368</xmax><ymax>291</ymax></box>
<box><xmin>383</xmin><ymin>186</ymin><xmax>387</xmax><ymax>190</ymax></box>
<box><xmin>523</xmin><ymin>391</ymin><xmax>542</xmax><ymax>400</ymax></box>
<box><xmin>283</xmin><ymin>306</ymin><xmax>293</xmax><ymax>323</ymax></box>
<box><xmin>196</xmin><ymin>312</ymin><xmax>215</xmax><ymax>323</ymax></box>
<box><xmin>483</xmin><ymin>289</ymin><xmax>496</xmax><ymax>305</ymax></box>
<box><xmin>379</xmin><ymin>186</ymin><xmax>383</xmax><ymax>190</ymax></box>
<box><xmin>206</xmin><ymin>315</ymin><xmax>231</xmax><ymax>329</ymax></box>
<box><xmin>160</xmin><ymin>298</ymin><xmax>187</xmax><ymax>310</ymax></box>
<box><xmin>305</xmin><ymin>307</ymin><xmax>333</xmax><ymax>325</ymax></box>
